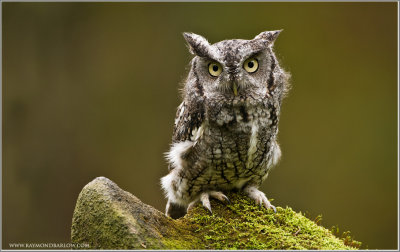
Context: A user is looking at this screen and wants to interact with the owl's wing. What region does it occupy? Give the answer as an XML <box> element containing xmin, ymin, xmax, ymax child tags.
<box><xmin>172</xmin><ymin>100</ymin><xmax>205</xmax><ymax>143</ymax></box>
<box><xmin>167</xmin><ymin>100</ymin><xmax>205</xmax><ymax>171</ymax></box>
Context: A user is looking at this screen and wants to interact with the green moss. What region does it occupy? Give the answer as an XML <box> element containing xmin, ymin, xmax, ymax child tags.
<box><xmin>162</xmin><ymin>192</ymin><xmax>358</xmax><ymax>250</ymax></box>
<box><xmin>72</xmin><ymin>177</ymin><xmax>360</xmax><ymax>250</ymax></box>
<box><xmin>71</xmin><ymin>187</ymin><xmax>143</xmax><ymax>249</ymax></box>
<box><xmin>330</xmin><ymin>225</ymin><xmax>362</xmax><ymax>249</ymax></box>
<box><xmin>71</xmin><ymin>179</ymin><xmax>167</xmax><ymax>249</ymax></box>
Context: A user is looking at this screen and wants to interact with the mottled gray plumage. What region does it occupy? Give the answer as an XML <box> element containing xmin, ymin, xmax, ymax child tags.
<box><xmin>161</xmin><ymin>31</ymin><xmax>290</xmax><ymax>219</ymax></box>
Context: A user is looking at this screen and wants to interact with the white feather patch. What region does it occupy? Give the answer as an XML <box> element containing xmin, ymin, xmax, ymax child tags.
<box><xmin>161</xmin><ymin>169</ymin><xmax>190</xmax><ymax>205</ymax></box>
<box><xmin>165</xmin><ymin>140</ymin><xmax>193</xmax><ymax>170</ymax></box>
<box><xmin>160</xmin><ymin>170</ymin><xmax>188</xmax><ymax>205</ymax></box>
<box><xmin>248</xmin><ymin>123</ymin><xmax>259</xmax><ymax>155</ymax></box>
<box><xmin>266</xmin><ymin>140</ymin><xmax>282</xmax><ymax>169</ymax></box>
<box><xmin>190</xmin><ymin>123</ymin><xmax>205</xmax><ymax>141</ymax></box>
<box><xmin>160</xmin><ymin>171</ymin><xmax>176</xmax><ymax>201</ymax></box>
<box><xmin>175</xmin><ymin>103</ymin><xmax>185</xmax><ymax>125</ymax></box>
<box><xmin>246</xmin><ymin>122</ymin><xmax>259</xmax><ymax>168</ymax></box>
<box><xmin>271</xmin><ymin>140</ymin><xmax>282</xmax><ymax>167</ymax></box>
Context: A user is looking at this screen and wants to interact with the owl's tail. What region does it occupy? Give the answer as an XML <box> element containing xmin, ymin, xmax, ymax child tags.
<box><xmin>165</xmin><ymin>200</ymin><xmax>187</xmax><ymax>219</ymax></box>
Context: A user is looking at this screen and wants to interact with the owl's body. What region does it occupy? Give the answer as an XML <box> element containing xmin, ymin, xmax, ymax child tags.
<box><xmin>161</xmin><ymin>31</ymin><xmax>289</xmax><ymax>218</ymax></box>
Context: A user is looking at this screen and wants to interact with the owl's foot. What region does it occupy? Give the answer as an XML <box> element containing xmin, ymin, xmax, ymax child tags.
<box><xmin>187</xmin><ymin>191</ymin><xmax>230</xmax><ymax>214</ymax></box>
<box><xmin>244</xmin><ymin>186</ymin><xmax>277</xmax><ymax>213</ymax></box>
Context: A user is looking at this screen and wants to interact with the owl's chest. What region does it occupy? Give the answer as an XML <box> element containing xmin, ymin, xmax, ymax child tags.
<box><xmin>196</xmin><ymin>100</ymin><xmax>277</xmax><ymax>180</ymax></box>
<box><xmin>201</xmin><ymin>104</ymin><xmax>274</xmax><ymax>161</ymax></box>
<box><xmin>205</xmin><ymin>97</ymin><xmax>275</xmax><ymax>132</ymax></box>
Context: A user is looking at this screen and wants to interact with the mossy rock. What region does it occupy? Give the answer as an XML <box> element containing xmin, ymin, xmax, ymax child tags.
<box><xmin>71</xmin><ymin>177</ymin><xmax>359</xmax><ymax>250</ymax></box>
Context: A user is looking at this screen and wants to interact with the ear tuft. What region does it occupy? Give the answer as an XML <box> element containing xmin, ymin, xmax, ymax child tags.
<box><xmin>182</xmin><ymin>32</ymin><xmax>212</xmax><ymax>57</ymax></box>
<box><xmin>254</xmin><ymin>30</ymin><xmax>283</xmax><ymax>45</ymax></box>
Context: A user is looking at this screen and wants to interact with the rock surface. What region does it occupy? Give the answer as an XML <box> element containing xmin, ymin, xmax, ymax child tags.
<box><xmin>71</xmin><ymin>177</ymin><xmax>358</xmax><ymax>250</ymax></box>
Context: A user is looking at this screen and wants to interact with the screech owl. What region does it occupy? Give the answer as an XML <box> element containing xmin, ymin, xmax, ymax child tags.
<box><xmin>161</xmin><ymin>31</ymin><xmax>290</xmax><ymax>219</ymax></box>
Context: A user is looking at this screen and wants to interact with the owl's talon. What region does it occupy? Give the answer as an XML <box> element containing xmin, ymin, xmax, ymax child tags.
<box><xmin>187</xmin><ymin>200</ymin><xmax>198</xmax><ymax>212</ymax></box>
<box><xmin>222</xmin><ymin>195</ymin><xmax>231</xmax><ymax>204</ymax></box>
<box><xmin>200</xmin><ymin>193</ymin><xmax>212</xmax><ymax>214</ymax></box>
<box><xmin>209</xmin><ymin>191</ymin><xmax>230</xmax><ymax>204</ymax></box>
<box><xmin>198</xmin><ymin>191</ymin><xmax>230</xmax><ymax>213</ymax></box>
<box><xmin>244</xmin><ymin>186</ymin><xmax>276</xmax><ymax>213</ymax></box>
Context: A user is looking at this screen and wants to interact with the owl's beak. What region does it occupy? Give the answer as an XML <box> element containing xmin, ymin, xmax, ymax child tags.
<box><xmin>232</xmin><ymin>82</ymin><xmax>238</xmax><ymax>96</ymax></box>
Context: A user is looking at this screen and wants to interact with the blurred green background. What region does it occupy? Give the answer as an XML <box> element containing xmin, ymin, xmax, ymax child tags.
<box><xmin>2</xmin><ymin>2</ymin><xmax>397</xmax><ymax>249</ymax></box>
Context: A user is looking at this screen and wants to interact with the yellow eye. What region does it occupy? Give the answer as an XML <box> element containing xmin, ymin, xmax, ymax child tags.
<box><xmin>208</xmin><ymin>62</ymin><xmax>222</xmax><ymax>77</ymax></box>
<box><xmin>243</xmin><ymin>58</ymin><xmax>259</xmax><ymax>73</ymax></box>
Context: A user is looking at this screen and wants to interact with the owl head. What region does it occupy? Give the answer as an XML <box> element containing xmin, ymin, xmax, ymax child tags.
<box><xmin>182</xmin><ymin>31</ymin><xmax>289</xmax><ymax>102</ymax></box>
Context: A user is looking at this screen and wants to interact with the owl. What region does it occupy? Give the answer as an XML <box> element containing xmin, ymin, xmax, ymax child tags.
<box><xmin>161</xmin><ymin>31</ymin><xmax>290</xmax><ymax>219</ymax></box>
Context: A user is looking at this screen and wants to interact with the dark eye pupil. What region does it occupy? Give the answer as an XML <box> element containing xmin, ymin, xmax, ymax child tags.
<box><xmin>248</xmin><ymin>61</ymin><xmax>254</xmax><ymax>68</ymax></box>
<box><xmin>212</xmin><ymin>65</ymin><xmax>219</xmax><ymax>72</ymax></box>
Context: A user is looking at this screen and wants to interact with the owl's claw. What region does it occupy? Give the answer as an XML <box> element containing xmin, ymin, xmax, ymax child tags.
<box><xmin>187</xmin><ymin>200</ymin><xmax>198</xmax><ymax>212</ymax></box>
<box><xmin>244</xmin><ymin>186</ymin><xmax>276</xmax><ymax>213</ymax></box>
<box><xmin>200</xmin><ymin>193</ymin><xmax>212</xmax><ymax>213</ymax></box>
<box><xmin>192</xmin><ymin>191</ymin><xmax>230</xmax><ymax>214</ymax></box>
<box><xmin>223</xmin><ymin>195</ymin><xmax>231</xmax><ymax>204</ymax></box>
<box><xmin>209</xmin><ymin>191</ymin><xmax>230</xmax><ymax>204</ymax></box>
